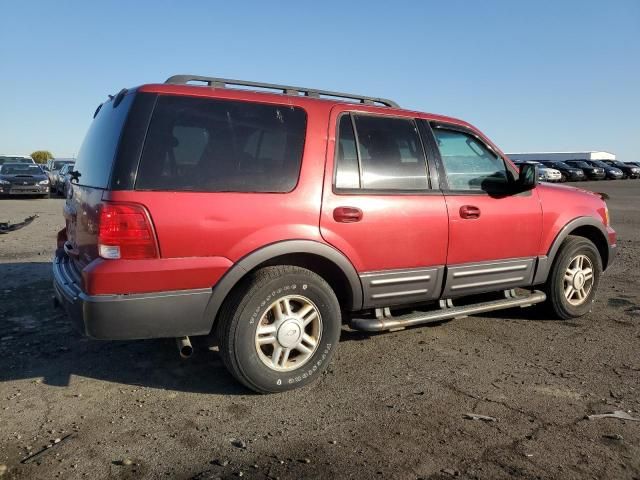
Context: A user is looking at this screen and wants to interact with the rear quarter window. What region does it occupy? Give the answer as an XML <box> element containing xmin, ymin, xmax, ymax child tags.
<box><xmin>135</xmin><ymin>96</ymin><xmax>307</xmax><ymax>193</ymax></box>
<box><xmin>74</xmin><ymin>93</ymin><xmax>135</xmax><ymax>188</ymax></box>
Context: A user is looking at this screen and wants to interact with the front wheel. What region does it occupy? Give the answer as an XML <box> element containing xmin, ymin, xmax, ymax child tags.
<box><xmin>543</xmin><ymin>236</ymin><xmax>602</xmax><ymax>319</ymax></box>
<box><xmin>217</xmin><ymin>266</ymin><xmax>341</xmax><ymax>393</ymax></box>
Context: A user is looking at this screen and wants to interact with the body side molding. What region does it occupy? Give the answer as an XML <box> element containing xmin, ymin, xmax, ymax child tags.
<box><xmin>443</xmin><ymin>258</ymin><xmax>536</xmax><ymax>297</ymax></box>
<box><xmin>202</xmin><ymin>240</ymin><xmax>363</xmax><ymax>331</ymax></box>
<box><xmin>360</xmin><ymin>267</ymin><xmax>444</xmax><ymax>308</ymax></box>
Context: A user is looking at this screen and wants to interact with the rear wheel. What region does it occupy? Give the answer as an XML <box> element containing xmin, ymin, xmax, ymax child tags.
<box><xmin>217</xmin><ymin>266</ymin><xmax>341</xmax><ymax>393</ymax></box>
<box><xmin>543</xmin><ymin>235</ymin><xmax>602</xmax><ymax>319</ymax></box>
<box><xmin>560</xmin><ymin>173</ymin><xmax>567</xmax><ymax>182</ymax></box>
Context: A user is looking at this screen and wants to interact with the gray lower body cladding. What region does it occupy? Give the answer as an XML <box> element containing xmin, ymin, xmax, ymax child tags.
<box><xmin>360</xmin><ymin>258</ymin><xmax>536</xmax><ymax>308</ymax></box>
<box><xmin>53</xmin><ymin>253</ymin><xmax>211</xmax><ymax>340</ymax></box>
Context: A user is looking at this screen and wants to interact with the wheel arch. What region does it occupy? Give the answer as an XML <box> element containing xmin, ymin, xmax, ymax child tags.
<box><xmin>202</xmin><ymin>240</ymin><xmax>363</xmax><ymax>333</ymax></box>
<box><xmin>533</xmin><ymin>217</ymin><xmax>610</xmax><ymax>285</ymax></box>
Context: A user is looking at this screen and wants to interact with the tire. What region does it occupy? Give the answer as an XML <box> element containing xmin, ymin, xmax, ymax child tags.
<box><xmin>560</xmin><ymin>173</ymin><xmax>567</xmax><ymax>183</ymax></box>
<box><xmin>543</xmin><ymin>235</ymin><xmax>602</xmax><ymax>319</ymax></box>
<box><xmin>217</xmin><ymin>266</ymin><xmax>342</xmax><ymax>393</ymax></box>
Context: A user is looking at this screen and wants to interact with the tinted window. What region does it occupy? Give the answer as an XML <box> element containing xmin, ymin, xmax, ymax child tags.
<box><xmin>1</xmin><ymin>164</ymin><xmax>43</xmax><ymax>175</ymax></box>
<box><xmin>568</xmin><ymin>161</ymin><xmax>590</xmax><ymax>168</ymax></box>
<box><xmin>335</xmin><ymin>115</ymin><xmax>360</xmax><ymax>189</ymax></box>
<box><xmin>334</xmin><ymin>114</ymin><xmax>428</xmax><ymax>191</ymax></box>
<box><xmin>433</xmin><ymin>127</ymin><xmax>508</xmax><ymax>191</ymax></box>
<box><xmin>0</xmin><ymin>156</ymin><xmax>32</xmax><ymax>164</ymax></box>
<box><xmin>136</xmin><ymin>96</ymin><xmax>307</xmax><ymax>192</ymax></box>
<box><xmin>74</xmin><ymin>93</ymin><xmax>134</xmax><ymax>188</ymax></box>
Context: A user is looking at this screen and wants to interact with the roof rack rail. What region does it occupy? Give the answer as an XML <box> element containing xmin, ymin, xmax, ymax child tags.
<box><xmin>165</xmin><ymin>74</ymin><xmax>399</xmax><ymax>108</ymax></box>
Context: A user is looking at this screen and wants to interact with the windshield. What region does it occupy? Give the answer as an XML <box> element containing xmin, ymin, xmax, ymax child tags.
<box><xmin>568</xmin><ymin>161</ymin><xmax>590</xmax><ymax>168</ymax></box>
<box><xmin>551</xmin><ymin>161</ymin><xmax>571</xmax><ymax>168</ymax></box>
<box><xmin>0</xmin><ymin>164</ymin><xmax>43</xmax><ymax>175</ymax></box>
<box><xmin>612</xmin><ymin>161</ymin><xmax>627</xmax><ymax>167</ymax></box>
<box><xmin>53</xmin><ymin>160</ymin><xmax>75</xmax><ymax>170</ymax></box>
<box><xmin>591</xmin><ymin>161</ymin><xmax>610</xmax><ymax>168</ymax></box>
<box><xmin>0</xmin><ymin>156</ymin><xmax>32</xmax><ymax>165</ymax></box>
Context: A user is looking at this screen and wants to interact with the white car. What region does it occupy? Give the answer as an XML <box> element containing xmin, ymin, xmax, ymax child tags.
<box><xmin>517</xmin><ymin>161</ymin><xmax>562</xmax><ymax>182</ymax></box>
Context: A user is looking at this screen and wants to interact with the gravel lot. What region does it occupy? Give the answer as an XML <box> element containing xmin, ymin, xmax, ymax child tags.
<box><xmin>1</xmin><ymin>181</ymin><xmax>639</xmax><ymax>480</ymax></box>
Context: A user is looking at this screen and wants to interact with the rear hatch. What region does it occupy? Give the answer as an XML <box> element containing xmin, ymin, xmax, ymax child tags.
<box><xmin>63</xmin><ymin>91</ymin><xmax>137</xmax><ymax>269</ymax></box>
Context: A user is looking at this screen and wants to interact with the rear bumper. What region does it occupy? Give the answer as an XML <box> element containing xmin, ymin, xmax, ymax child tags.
<box><xmin>53</xmin><ymin>252</ymin><xmax>213</xmax><ymax>340</ymax></box>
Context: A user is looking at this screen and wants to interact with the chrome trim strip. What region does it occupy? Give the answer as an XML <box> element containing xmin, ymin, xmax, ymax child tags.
<box><xmin>452</xmin><ymin>264</ymin><xmax>528</xmax><ymax>278</ymax></box>
<box><xmin>370</xmin><ymin>274</ymin><xmax>432</xmax><ymax>286</ymax></box>
<box><xmin>371</xmin><ymin>288</ymin><xmax>429</xmax><ymax>299</ymax></box>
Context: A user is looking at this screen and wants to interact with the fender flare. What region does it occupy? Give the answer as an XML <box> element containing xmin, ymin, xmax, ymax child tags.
<box><xmin>202</xmin><ymin>240</ymin><xmax>363</xmax><ymax>331</ymax></box>
<box><xmin>532</xmin><ymin>216</ymin><xmax>610</xmax><ymax>285</ymax></box>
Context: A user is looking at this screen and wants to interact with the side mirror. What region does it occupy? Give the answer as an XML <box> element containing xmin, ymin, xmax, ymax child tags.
<box><xmin>517</xmin><ymin>163</ymin><xmax>538</xmax><ymax>190</ymax></box>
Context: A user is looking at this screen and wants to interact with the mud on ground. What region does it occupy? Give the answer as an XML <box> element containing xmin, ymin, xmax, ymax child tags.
<box><xmin>1</xmin><ymin>181</ymin><xmax>639</xmax><ymax>479</ymax></box>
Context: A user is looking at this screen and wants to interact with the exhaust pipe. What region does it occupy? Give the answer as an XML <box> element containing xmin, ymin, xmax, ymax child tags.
<box><xmin>176</xmin><ymin>336</ymin><xmax>193</xmax><ymax>359</ymax></box>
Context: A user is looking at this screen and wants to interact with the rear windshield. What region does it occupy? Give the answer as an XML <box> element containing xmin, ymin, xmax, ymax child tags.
<box><xmin>74</xmin><ymin>93</ymin><xmax>134</xmax><ymax>188</ymax></box>
<box><xmin>1</xmin><ymin>164</ymin><xmax>43</xmax><ymax>175</ymax></box>
<box><xmin>136</xmin><ymin>96</ymin><xmax>307</xmax><ymax>192</ymax></box>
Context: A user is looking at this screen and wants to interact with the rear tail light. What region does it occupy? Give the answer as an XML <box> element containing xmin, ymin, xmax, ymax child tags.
<box><xmin>98</xmin><ymin>203</ymin><xmax>159</xmax><ymax>259</ymax></box>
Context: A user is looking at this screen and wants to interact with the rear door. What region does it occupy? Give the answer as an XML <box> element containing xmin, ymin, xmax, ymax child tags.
<box><xmin>320</xmin><ymin>107</ymin><xmax>449</xmax><ymax>308</ymax></box>
<box><xmin>426</xmin><ymin>121</ymin><xmax>543</xmax><ymax>296</ymax></box>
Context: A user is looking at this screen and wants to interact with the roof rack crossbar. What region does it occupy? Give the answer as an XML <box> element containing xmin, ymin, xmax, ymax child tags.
<box><xmin>165</xmin><ymin>74</ymin><xmax>399</xmax><ymax>108</ymax></box>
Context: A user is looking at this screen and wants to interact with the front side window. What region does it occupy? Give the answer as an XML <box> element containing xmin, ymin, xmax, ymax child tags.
<box><xmin>136</xmin><ymin>96</ymin><xmax>307</xmax><ymax>193</ymax></box>
<box><xmin>334</xmin><ymin>114</ymin><xmax>429</xmax><ymax>191</ymax></box>
<box><xmin>432</xmin><ymin>126</ymin><xmax>509</xmax><ymax>191</ymax></box>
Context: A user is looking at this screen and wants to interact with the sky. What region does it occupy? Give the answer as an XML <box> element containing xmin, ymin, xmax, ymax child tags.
<box><xmin>1</xmin><ymin>0</ymin><xmax>638</xmax><ymax>160</ymax></box>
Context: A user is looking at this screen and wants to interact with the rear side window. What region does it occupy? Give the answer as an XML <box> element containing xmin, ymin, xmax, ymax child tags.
<box><xmin>335</xmin><ymin>114</ymin><xmax>429</xmax><ymax>191</ymax></box>
<box><xmin>74</xmin><ymin>93</ymin><xmax>134</xmax><ymax>188</ymax></box>
<box><xmin>136</xmin><ymin>96</ymin><xmax>307</xmax><ymax>192</ymax></box>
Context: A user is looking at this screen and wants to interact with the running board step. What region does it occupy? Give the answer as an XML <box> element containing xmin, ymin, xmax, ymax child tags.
<box><xmin>350</xmin><ymin>290</ymin><xmax>547</xmax><ymax>332</ymax></box>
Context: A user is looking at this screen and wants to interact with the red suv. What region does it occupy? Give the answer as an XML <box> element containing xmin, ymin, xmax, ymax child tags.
<box><xmin>54</xmin><ymin>75</ymin><xmax>617</xmax><ymax>393</ymax></box>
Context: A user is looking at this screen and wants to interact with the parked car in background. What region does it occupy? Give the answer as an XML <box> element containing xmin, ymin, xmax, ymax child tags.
<box><xmin>537</xmin><ymin>161</ymin><xmax>586</xmax><ymax>182</ymax></box>
<box><xmin>0</xmin><ymin>155</ymin><xmax>35</xmax><ymax>165</ymax></box>
<box><xmin>46</xmin><ymin>158</ymin><xmax>76</xmax><ymax>185</ymax></box>
<box><xmin>513</xmin><ymin>161</ymin><xmax>562</xmax><ymax>182</ymax></box>
<box><xmin>47</xmin><ymin>159</ymin><xmax>76</xmax><ymax>191</ymax></box>
<box><xmin>53</xmin><ymin>164</ymin><xmax>74</xmax><ymax>196</ymax></box>
<box><xmin>0</xmin><ymin>163</ymin><xmax>49</xmax><ymax>197</ymax></box>
<box><xmin>585</xmin><ymin>160</ymin><xmax>623</xmax><ymax>180</ymax></box>
<box><xmin>599</xmin><ymin>160</ymin><xmax>640</xmax><ymax>179</ymax></box>
<box><xmin>53</xmin><ymin>74</ymin><xmax>617</xmax><ymax>393</ymax></box>
<box><xmin>565</xmin><ymin>160</ymin><xmax>606</xmax><ymax>180</ymax></box>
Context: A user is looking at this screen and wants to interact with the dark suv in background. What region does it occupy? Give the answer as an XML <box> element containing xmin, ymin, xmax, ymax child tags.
<box><xmin>45</xmin><ymin>158</ymin><xmax>76</xmax><ymax>188</ymax></box>
<box><xmin>564</xmin><ymin>160</ymin><xmax>606</xmax><ymax>180</ymax></box>
<box><xmin>600</xmin><ymin>160</ymin><xmax>640</xmax><ymax>179</ymax></box>
<box><xmin>585</xmin><ymin>160</ymin><xmax>623</xmax><ymax>180</ymax></box>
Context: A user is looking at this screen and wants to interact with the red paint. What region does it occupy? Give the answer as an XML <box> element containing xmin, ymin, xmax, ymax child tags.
<box><xmin>63</xmin><ymin>82</ymin><xmax>614</xmax><ymax>297</ymax></box>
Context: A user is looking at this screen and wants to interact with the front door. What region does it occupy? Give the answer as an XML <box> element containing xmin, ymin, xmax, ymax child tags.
<box><xmin>427</xmin><ymin>122</ymin><xmax>543</xmax><ymax>296</ymax></box>
<box><xmin>320</xmin><ymin>107</ymin><xmax>449</xmax><ymax>308</ymax></box>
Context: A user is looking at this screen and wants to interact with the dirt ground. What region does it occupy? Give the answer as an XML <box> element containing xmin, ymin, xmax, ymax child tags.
<box><xmin>1</xmin><ymin>180</ymin><xmax>638</xmax><ymax>480</ymax></box>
